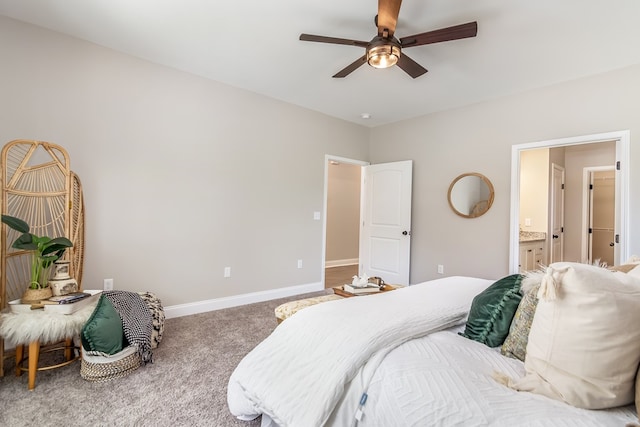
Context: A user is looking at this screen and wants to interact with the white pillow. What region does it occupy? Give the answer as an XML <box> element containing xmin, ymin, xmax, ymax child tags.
<box><xmin>628</xmin><ymin>263</ymin><xmax>640</xmax><ymax>279</ymax></box>
<box><xmin>509</xmin><ymin>262</ymin><xmax>640</xmax><ymax>409</ymax></box>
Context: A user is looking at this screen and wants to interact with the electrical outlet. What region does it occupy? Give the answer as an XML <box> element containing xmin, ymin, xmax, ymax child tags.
<box><xmin>104</xmin><ymin>278</ymin><xmax>114</xmax><ymax>291</ymax></box>
<box><xmin>437</xmin><ymin>265</ymin><xmax>444</xmax><ymax>275</ymax></box>
<box><xmin>224</xmin><ymin>267</ymin><xmax>231</xmax><ymax>278</ymax></box>
<box><xmin>297</xmin><ymin>259</ymin><xmax>303</xmax><ymax>269</ymax></box>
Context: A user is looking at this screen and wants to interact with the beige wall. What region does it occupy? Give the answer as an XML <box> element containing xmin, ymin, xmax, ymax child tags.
<box><xmin>369</xmin><ymin>64</ymin><xmax>640</xmax><ymax>284</ymax></box>
<box><xmin>0</xmin><ymin>16</ymin><xmax>370</xmax><ymax>306</ymax></box>
<box><xmin>520</xmin><ymin>149</ymin><xmax>549</xmax><ymax>233</ymax></box>
<box><xmin>563</xmin><ymin>142</ymin><xmax>616</xmax><ymax>262</ymax></box>
<box><xmin>2</xmin><ymin>15</ymin><xmax>640</xmax><ymax>308</ymax></box>
<box><xmin>326</xmin><ymin>162</ymin><xmax>361</xmax><ymax>265</ymax></box>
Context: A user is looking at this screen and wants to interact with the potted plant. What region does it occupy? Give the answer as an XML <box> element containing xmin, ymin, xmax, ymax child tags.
<box><xmin>1</xmin><ymin>214</ymin><xmax>73</xmax><ymax>303</ymax></box>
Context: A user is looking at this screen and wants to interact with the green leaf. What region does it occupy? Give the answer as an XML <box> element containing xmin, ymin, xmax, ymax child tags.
<box><xmin>48</xmin><ymin>237</ymin><xmax>73</xmax><ymax>247</ymax></box>
<box><xmin>32</xmin><ymin>235</ymin><xmax>51</xmax><ymax>245</ymax></box>
<box><xmin>41</xmin><ymin>238</ymin><xmax>73</xmax><ymax>256</ymax></box>
<box><xmin>11</xmin><ymin>233</ymin><xmax>37</xmax><ymax>251</ymax></box>
<box><xmin>51</xmin><ymin>248</ymin><xmax>68</xmax><ymax>260</ymax></box>
<box><xmin>1</xmin><ymin>215</ymin><xmax>30</xmax><ymax>233</ymax></box>
<box><xmin>40</xmin><ymin>255</ymin><xmax>58</xmax><ymax>269</ymax></box>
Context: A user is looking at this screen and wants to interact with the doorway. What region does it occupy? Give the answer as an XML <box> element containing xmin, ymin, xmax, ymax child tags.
<box><xmin>322</xmin><ymin>156</ymin><xmax>413</xmax><ymax>288</ymax></box>
<box><xmin>323</xmin><ymin>156</ymin><xmax>367</xmax><ymax>288</ymax></box>
<box><xmin>586</xmin><ymin>167</ymin><xmax>616</xmax><ymax>265</ymax></box>
<box><xmin>510</xmin><ymin>130</ymin><xmax>629</xmax><ymax>273</ymax></box>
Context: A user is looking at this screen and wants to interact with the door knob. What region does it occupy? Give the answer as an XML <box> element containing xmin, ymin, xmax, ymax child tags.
<box><xmin>609</xmin><ymin>242</ymin><xmax>615</xmax><ymax>247</ymax></box>
<box><xmin>553</xmin><ymin>234</ymin><xmax>559</xmax><ymax>239</ymax></box>
<box><xmin>402</xmin><ymin>230</ymin><xmax>410</xmax><ymax>236</ymax></box>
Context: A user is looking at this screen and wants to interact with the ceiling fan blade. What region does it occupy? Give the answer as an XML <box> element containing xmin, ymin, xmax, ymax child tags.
<box><xmin>400</xmin><ymin>21</ymin><xmax>478</xmax><ymax>48</ymax></box>
<box><xmin>333</xmin><ymin>55</ymin><xmax>367</xmax><ymax>78</ymax></box>
<box><xmin>396</xmin><ymin>53</ymin><xmax>428</xmax><ymax>79</ymax></box>
<box><xmin>300</xmin><ymin>34</ymin><xmax>369</xmax><ymax>48</ymax></box>
<box><xmin>377</xmin><ymin>0</ymin><xmax>403</xmax><ymax>37</ymax></box>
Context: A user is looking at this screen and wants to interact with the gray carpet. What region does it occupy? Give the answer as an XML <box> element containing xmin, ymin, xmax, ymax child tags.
<box><xmin>0</xmin><ymin>290</ymin><xmax>327</xmax><ymax>427</ymax></box>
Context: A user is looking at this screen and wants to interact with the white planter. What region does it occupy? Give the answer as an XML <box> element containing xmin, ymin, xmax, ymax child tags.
<box><xmin>49</xmin><ymin>261</ymin><xmax>78</xmax><ymax>296</ymax></box>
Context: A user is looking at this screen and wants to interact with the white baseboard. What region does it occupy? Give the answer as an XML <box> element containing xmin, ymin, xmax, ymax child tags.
<box><xmin>163</xmin><ymin>281</ymin><xmax>324</xmax><ymax>319</ymax></box>
<box><xmin>325</xmin><ymin>259</ymin><xmax>358</xmax><ymax>268</ymax></box>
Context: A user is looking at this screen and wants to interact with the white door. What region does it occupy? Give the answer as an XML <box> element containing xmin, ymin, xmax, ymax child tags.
<box><xmin>359</xmin><ymin>160</ymin><xmax>412</xmax><ymax>285</ymax></box>
<box><xmin>549</xmin><ymin>164</ymin><xmax>565</xmax><ymax>263</ymax></box>
<box><xmin>588</xmin><ymin>169</ymin><xmax>616</xmax><ymax>265</ymax></box>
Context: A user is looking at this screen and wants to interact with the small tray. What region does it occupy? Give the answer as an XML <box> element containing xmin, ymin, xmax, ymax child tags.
<box><xmin>9</xmin><ymin>289</ymin><xmax>102</xmax><ymax>314</ymax></box>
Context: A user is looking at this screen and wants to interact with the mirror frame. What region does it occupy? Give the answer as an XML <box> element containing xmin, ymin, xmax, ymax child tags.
<box><xmin>447</xmin><ymin>172</ymin><xmax>495</xmax><ymax>218</ymax></box>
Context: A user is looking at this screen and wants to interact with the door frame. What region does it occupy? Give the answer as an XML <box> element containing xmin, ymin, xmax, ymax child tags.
<box><xmin>321</xmin><ymin>155</ymin><xmax>369</xmax><ymax>288</ymax></box>
<box><xmin>549</xmin><ymin>163</ymin><xmax>565</xmax><ymax>264</ymax></box>
<box><xmin>582</xmin><ymin>165</ymin><xmax>616</xmax><ymax>264</ymax></box>
<box><xmin>509</xmin><ymin>130</ymin><xmax>630</xmax><ymax>273</ymax></box>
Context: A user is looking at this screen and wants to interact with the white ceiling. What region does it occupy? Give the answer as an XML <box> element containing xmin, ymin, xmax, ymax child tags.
<box><xmin>1</xmin><ymin>0</ymin><xmax>640</xmax><ymax>127</ymax></box>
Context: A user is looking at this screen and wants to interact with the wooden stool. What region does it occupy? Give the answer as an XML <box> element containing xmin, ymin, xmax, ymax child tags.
<box><xmin>15</xmin><ymin>338</ymin><xmax>80</xmax><ymax>390</ymax></box>
<box><xmin>0</xmin><ymin>301</ymin><xmax>97</xmax><ymax>390</ymax></box>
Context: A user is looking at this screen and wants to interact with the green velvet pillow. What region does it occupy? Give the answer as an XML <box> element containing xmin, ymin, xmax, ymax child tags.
<box><xmin>81</xmin><ymin>295</ymin><xmax>125</xmax><ymax>355</ymax></box>
<box><xmin>459</xmin><ymin>274</ymin><xmax>523</xmax><ymax>348</ymax></box>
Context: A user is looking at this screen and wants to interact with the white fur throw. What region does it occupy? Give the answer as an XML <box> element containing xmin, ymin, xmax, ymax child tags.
<box><xmin>0</xmin><ymin>303</ymin><xmax>97</xmax><ymax>346</ymax></box>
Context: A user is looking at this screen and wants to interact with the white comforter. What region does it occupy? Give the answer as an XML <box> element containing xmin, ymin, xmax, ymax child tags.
<box><xmin>227</xmin><ymin>276</ymin><xmax>494</xmax><ymax>426</ymax></box>
<box><xmin>328</xmin><ymin>327</ymin><xmax>636</xmax><ymax>426</ymax></box>
<box><xmin>227</xmin><ymin>276</ymin><xmax>637</xmax><ymax>427</ymax></box>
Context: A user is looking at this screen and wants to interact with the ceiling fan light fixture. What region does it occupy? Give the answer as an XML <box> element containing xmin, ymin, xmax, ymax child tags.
<box><xmin>367</xmin><ymin>42</ymin><xmax>400</xmax><ymax>69</ymax></box>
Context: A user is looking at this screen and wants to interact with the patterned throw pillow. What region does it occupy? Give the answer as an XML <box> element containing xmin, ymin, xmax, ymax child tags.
<box><xmin>501</xmin><ymin>284</ymin><xmax>539</xmax><ymax>361</ymax></box>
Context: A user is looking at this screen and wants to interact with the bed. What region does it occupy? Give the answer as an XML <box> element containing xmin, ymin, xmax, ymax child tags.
<box><xmin>227</xmin><ymin>273</ymin><xmax>640</xmax><ymax>427</ymax></box>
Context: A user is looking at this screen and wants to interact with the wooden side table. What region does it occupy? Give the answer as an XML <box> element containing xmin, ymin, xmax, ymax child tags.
<box><xmin>332</xmin><ymin>284</ymin><xmax>402</xmax><ymax>298</ymax></box>
<box><xmin>0</xmin><ymin>302</ymin><xmax>96</xmax><ymax>390</ymax></box>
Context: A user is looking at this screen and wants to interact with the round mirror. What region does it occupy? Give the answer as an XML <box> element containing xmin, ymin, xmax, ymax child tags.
<box><xmin>447</xmin><ymin>173</ymin><xmax>495</xmax><ymax>218</ymax></box>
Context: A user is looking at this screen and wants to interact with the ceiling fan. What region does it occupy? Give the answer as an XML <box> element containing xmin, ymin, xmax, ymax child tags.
<box><xmin>299</xmin><ymin>0</ymin><xmax>477</xmax><ymax>78</ymax></box>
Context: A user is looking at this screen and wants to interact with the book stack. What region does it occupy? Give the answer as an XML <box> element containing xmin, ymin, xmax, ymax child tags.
<box><xmin>342</xmin><ymin>284</ymin><xmax>381</xmax><ymax>294</ymax></box>
<box><xmin>40</xmin><ymin>292</ymin><xmax>92</xmax><ymax>305</ymax></box>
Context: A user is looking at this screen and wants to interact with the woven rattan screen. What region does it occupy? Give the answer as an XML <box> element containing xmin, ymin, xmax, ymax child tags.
<box><xmin>0</xmin><ymin>140</ymin><xmax>85</xmax><ymax>376</ymax></box>
<box><xmin>70</xmin><ymin>172</ymin><xmax>85</xmax><ymax>287</ymax></box>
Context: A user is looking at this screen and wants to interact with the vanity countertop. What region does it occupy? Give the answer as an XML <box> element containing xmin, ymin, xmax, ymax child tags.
<box><xmin>520</xmin><ymin>231</ymin><xmax>546</xmax><ymax>243</ymax></box>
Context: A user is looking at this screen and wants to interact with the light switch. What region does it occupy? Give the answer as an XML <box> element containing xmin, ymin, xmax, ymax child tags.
<box><xmin>313</xmin><ymin>211</ymin><xmax>321</xmax><ymax>220</ymax></box>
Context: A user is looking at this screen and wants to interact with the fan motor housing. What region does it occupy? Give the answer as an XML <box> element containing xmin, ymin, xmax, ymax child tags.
<box><xmin>367</xmin><ymin>36</ymin><xmax>401</xmax><ymax>68</ymax></box>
